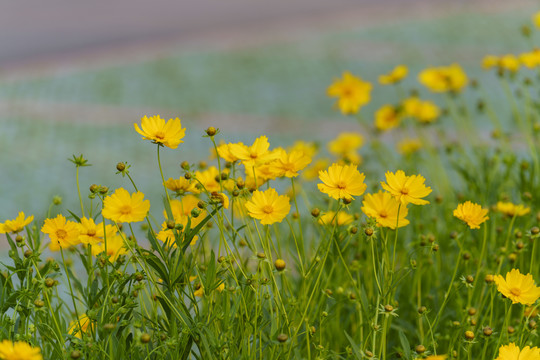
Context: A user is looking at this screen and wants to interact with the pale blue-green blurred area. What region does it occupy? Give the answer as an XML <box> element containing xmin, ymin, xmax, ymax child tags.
<box><xmin>0</xmin><ymin>3</ymin><xmax>537</xmax><ymax>220</ymax></box>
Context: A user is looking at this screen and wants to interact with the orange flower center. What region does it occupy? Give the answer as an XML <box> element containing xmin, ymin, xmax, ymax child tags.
<box><xmin>262</xmin><ymin>205</ymin><xmax>274</xmax><ymax>214</ymax></box>
<box><xmin>56</xmin><ymin>229</ymin><xmax>68</xmax><ymax>239</ymax></box>
<box><xmin>401</xmin><ymin>187</ymin><xmax>409</xmax><ymax>195</ymax></box>
<box><xmin>337</xmin><ymin>181</ymin><xmax>347</xmax><ymax>189</ymax></box>
<box><xmin>510</xmin><ymin>288</ymin><xmax>522</xmax><ymax>297</ymax></box>
<box><xmin>379</xmin><ymin>210</ymin><xmax>388</xmax><ymax>218</ymax></box>
<box><xmin>249</xmin><ymin>152</ymin><xmax>258</xmax><ymax>159</ymax></box>
<box><xmin>155</xmin><ymin>131</ymin><xmax>165</xmax><ymax>140</ymax></box>
<box><xmin>87</xmin><ymin>229</ymin><xmax>96</xmax><ymax>236</ymax></box>
<box><xmin>120</xmin><ymin>205</ymin><xmax>132</xmax><ymax>215</ymax></box>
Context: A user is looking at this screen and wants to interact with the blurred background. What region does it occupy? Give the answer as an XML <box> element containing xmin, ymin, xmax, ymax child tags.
<box><xmin>0</xmin><ymin>0</ymin><xmax>536</xmax><ymax>220</ymax></box>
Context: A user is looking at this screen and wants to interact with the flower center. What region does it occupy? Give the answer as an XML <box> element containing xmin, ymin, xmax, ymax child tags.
<box><xmin>120</xmin><ymin>205</ymin><xmax>132</xmax><ymax>215</ymax></box>
<box><xmin>262</xmin><ymin>205</ymin><xmax>274</xmax><ymax>214</ymax></box>
<box><xmin>56</xmin><ymin>229</ymin><xmax>68</xmax><ymax>239</ymax></box>
<box><xmin>510</xmin><ymin>288</ymin><xmax>522</xmax><ymax>297</ymax></box>
<box><xmin>87</xmin><ymin>229</ymin><xmax>96</xmax><ymax>236</ymax></box>
<box><xmin>155</xmin><ymin>131</ymin><xmax>165</xmax><ymax>140</ymax></box>
<box><xmin>379</xmin><ymin>210</ymin><xmax>388</xmax><ymax>218</ymax></box>
<box><xmin>249</xmin><ymin>152</ymin><xmax>258</xmax><ymax>159</ymax></box>
<box><xmin>337</xmin><ymin>181</ymin><xmax>347</xmax><ymax>189</ymax></box>
<box><xmin>401</xmin><ymin>187</ymin><xmax>409</xmax><ymax>195</ymax></box>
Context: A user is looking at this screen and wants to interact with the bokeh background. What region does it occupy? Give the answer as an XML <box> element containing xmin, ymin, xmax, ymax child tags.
<box><xmin>0</xmin><ymin>0</ymin><xmax>536</xmax><ymax>220</ymax></box>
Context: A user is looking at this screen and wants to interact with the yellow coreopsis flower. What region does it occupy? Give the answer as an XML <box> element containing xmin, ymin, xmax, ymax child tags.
<box><xmin>327</xmin><ymin>71</ymin><xmax>372</xmax><ymax>115</ymax></box>
<box><xmin>166</xmin><ymin>196</ymin><xmax>206</xmax><ymax>227</ymax></box>
<box><xmin>303</xmin><ymin>158</ymin><xmax>330</xmax><ymax>181</ymax></box>
<box><xmin>494</xmin><ymin>269</ymin><xmax>540</xmax><ymax>305</ymax></box>
<box><xmin>216</xmin><ymin>142</ymin><xmax>241</xmax><ymax>163</ymax></box>
<box><xmin>495</xmin><ymin>343</ymin><xmax>540</xmax><ymax>360</ymax></box>
<box><xmin>375</xmin><ymin>105</ymin><xmax>401</xmax><ymax>131</ymax></box>
<box><xmin>533</xmin><ymin>11</ymin><xmax>540</xmax><ymax>28</ymax></box>
<box><xmin>91</xmin><ymin>234</ymin><xmax>127</xmax><ymax>262</ymax></box>
<box><xmin>378</xmin><ymin>65</ymin><xmax>408</xmax><ymax>85</ymax></box>
<box><xmin>453</xmin><ymin>201</ymin><xmax>489</xmax><ymax>229</ymax></box>
<box><xmin>482</xmin><ymin>55</ymin><xmax>499</xmax><ymax>69</ymax></box>
<box><xmin>288</xmin><ymin>141</ymin><xmax>318</xmax><ymax>158</ymax></box>
<box><xmin>0</xmin><ymin>340</ymin><xmax>42</xmax><ymax>360</ymax></box>
<box><xmin>361</xmin><ymin>191</ymin><xmax>409</xmax><ymax>229</ymax></box>
<box><xmin>270</xmin><ymin>149</ymin><xmax>312</xmax><ymax>178</ymax></box>
<box><xmin>496</xmin><ymin>201</ymin><xmax>531</xmax><ymax>217</ymax></box>
<box><xmin>69</xmin><ymin>313</ymin><xmax>94</xmax><ymax>339</ymax></box>
<box><xmin>381</xmin><ymin>170</ymin><xmax>432</xmax><ymax>205</ymax></box>
<box><xmin>164</xmin><ymin>177</ymin><xmax>200</xmax><ymax>195</ymax></box>
<box><xmin>195</xmin><ymin>167</ymin><xmax>234</xmax><ymax>193</ymax></box>
<box><xmin>397</xmin><ymin>138</ymin><xmax>422</xmax><ymax>156</ymax></box>
<box><xmin>423</xmin><ymin>356</ymin><xmax>448</xmax><ymax>360</ymax></box>
<box><xmin>41</xmin><ymin>214</ymin><xmax>81</xmax><ymax>251</ymax></box>
<box><xmin>210</xmin><ymin>192</ymin><xmax>230</xmax><ymax>209</ymax></box>
<box><xmin>134</xmin><ymin>115</ymin><xmax>186</xmax><ymax>149</ymax></box>
<box><xmin>318</xmin><ymin>163</ymin><xmax>367</xmax><ymax>201</ymax></box>
<box><xmin>520</xmin><ymin>49</ymin><xmax>540</xmax><ymax>68</ymax></box>
<box><xmin>328</xmin><ymin>133</ymin><xmax>364</xmax><ymax>157</ymax></box>
<box><xmin>0</xmin><ymin>212</ymin><xmax>34</xmax><ymax>234</ymax></box>
<box><xmin>402</xmin><ymin>97</ymin><xmax>440</xmax><ymax>124</ymax></box>
<box><xmin>245</xmin><ymin>188</ymin><xmax>290</xmax><ymax>225</ymax></box>
<box><xmin>78</xmin><ymin>217</ymin><xmax>117</xmax><ymax>245</ymax></box>
<box><xmin>318</xmin><ymin>211</ymin><xmax>354</xmax><ymax>226</ymax></box>
<box><xmin>418</xmin><ymin>63</ymin><xmax>468</xmax><ymax>93</ymax></box>
<box><xmin>228</xmin><ymin>136</ymin><xmax>278</xmax><ymax>168</ymax></box>
<box><xmin>499</xmin><ymin>54</ymin><xmax>520</xmax><ymax>73</ymax></box>
<box><xmin>102</xmin><ymin>188</ymin><xmax>150</xmax><ymax>223</ymax></box>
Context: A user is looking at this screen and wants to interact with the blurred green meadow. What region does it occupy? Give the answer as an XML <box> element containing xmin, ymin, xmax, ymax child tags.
<box><xmin>0</xmin><ymin>5</ymin><xmax>537</xmax><ymax>219</ymax></box>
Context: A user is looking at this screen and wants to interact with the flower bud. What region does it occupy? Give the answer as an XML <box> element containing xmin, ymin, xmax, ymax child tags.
<box><xmin>140</xmin><ymin>333</ymin><xmax>151</xmax><ymax>343</ymax></box>
<box><xmin>277</xmin><ymin>334</ymin><xmax>288</xmax><ymax>343</ymax></box>
<box><xmin>116</xmin><ymin>162</ymin><xmax>126</xmax><ymax>172</ymax></box>
<box><xmin>464</xmin><ymin>330</ymin><xmax>475</xmax><ymax>340</ymax></box>
<box><xmin>415</xmin><ymin>345</ymin><xmax>426</xmax><ymax>354</ymax></box>
<box><xmin>483</xmin><ymin>327</ymin><xmax>492</xmax><ymax>336</ymax></box>
<box><xmin>205</xmin><ymin>127</ymin><xmax>217</xmax><ymax>136</ymax></box>
<box><xmin>274</xmin><ymin>259</ymin><xmax>286</xmax><ymax>271</ymax></box>
<box><xmin>311</xmin><ymin>208</ymin><xmax>320</xmax><ymax>218</ymax></box>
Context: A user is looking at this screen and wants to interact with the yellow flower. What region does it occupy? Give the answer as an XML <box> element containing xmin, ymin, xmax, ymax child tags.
<box><xmin>520</xmin><ymin>50</ymin><xmax>540</xmax><ymax>68</ymax></box>
<box><xmin>482</xmin><ymin>55</ymin><xmax>499</xmax><ymax>69</ymax></box>
<box><xmin>228</xmin><ymin>136</ymin><xmax>278</xmax><ymax>168</ymax></box>
<box><xmin>102</xmin><ymin>188</ymin><xmax>150</xmax><ymax>223</ymax></box>
<box><xmin>78</xmin><ymin>217</ymin><xmax>117</xmax><ymax>245</ymax></box>
<box><xmin>494</xmin><ymin>269</ymin><xmax>540</xmax><ymax>305</ymax></box>
<box><xmin>134</xmin><ymin>115</ymin><xmax>186</xmax><ymax>149</ymax></box>
<box><xmin>378</xmin><ymin>65</ymin><xmax>408</xmax><ymax>85</ymax></box>
<box><xmin>496</xmin><ymin>201</ymin><xmax>531</xmax><ymax>217</ymax></box>
<box><xmin>156</xmin><ymin>222</ymin><xmax>198</xmax><ymax>248</ymax></box>
<box><xmin>397</xmin><ymin>138</ymin><xmax>422</xmax><ymax>156</ymax></box>
<box><xmin>288</xmin><ymin>141</ymin><xmax>318</xmax><ymax>158</ymax></box>
<box><xmin>375</xmin><ymin>105</ymin><xmax>401</xmax><ymax>131</ymax></box>
<box><xmin>270</xmin><ymin>149</ymin><xmax>312</xmax><ymax>178</ymax></box>
<box><xmin>318</xmin><ymin>211</ymin><xmax>354</xmax><ymax>226</ymax></box>
<box><xmin>166</xmin><ymin>196</ymin><xmax>206</xmax><ymax>229</ymax></box>
<box><xmin>495</xmin><ymin>343</ymin><xmax>540</xmax><ymax>360</ymax></box>
<box><xmin>216</xmin><ymin>142</ymin><xmax>241</xmax><ymax>163</ymax></box>
<box><xmin>41</xmin><ymin>214</ymin><xmax>81</xmax><ymax>251</ymax></box>
<box><xmin>453</xmin><ymin>201</ymin><xmax>489</xmax><ymax>229</ymax></box>
<box><xmin>361</xmin><ymin>191</ymin><xmax>409</xmax><ymax>229</ymax></box>
<box><xmin>68</xmin><ymin>313</ymin><xmax>94</xmax><ymax>339</ymax></box>
<box><xmin>381</xmin><ymin>170</ymin><xmax>432</xmax><ymax>205</ymax></box>
<box><xmin>0</xmin><ymin>212</ymin><xmax>34</xmax><ymax>234</ymax></box>
<box><xmin>164</xmin><ymin>177</ymin><xmax>200</xmax><ymax>195</ymax></box>
<box><xmin>303</xmin><ymin>159</ymin><xmax>330</xmax><ymax>181</ymax></box>
<box><xmin>327</xmin><ymin>71</ymin><xmax>372</xmax><ymax>115</ymax></box>
<box><xmin>423</xmin><ymin>356</ymin><xmax>448</xmax><ymax>360</ymax></box>
<box><xmin>534</xmin><ymin>11</ymin><xmax>540</xmax><ymax>28</ymax></box>
<box><xmin>402</xmin><ymin>97</ymin><xmax>440</xmax><ymax>124</ymax></box>
<box><xmin>245</xmin><ymin>188</ymin><xmax>290</xmax><ymax>225</ymax></box>
<box><xmin>328</xmin><ymin>133</ymin><xmax>364</xmax><ymax>157</ymax></box>
<box><xmin>91</xmin><ymin>234</ymin><xmax>127</xmax><ymax>262</ymax></box>
<box><xmin>499</xmin><ymin>54</ymin><xmax>520</xmax><ymax>73</ymax></box>
<box><xmin>418</xmin><ymin>63</ymin><xmax>468</xmax><ymax>93</ymax></box>
<box><xmin>0</xmin><ymin>340</ymin><xmax>42</xmax><ymax>360</ymax></box>
<box><xmin>195</xmin><ymin>167</ymin><xmax>235</xmax><ymax>193</ymax></box>
<box><xmin>318</xmin><ymin>163</ymin><xmax>367</xmax><ymax>201</ymax></box>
